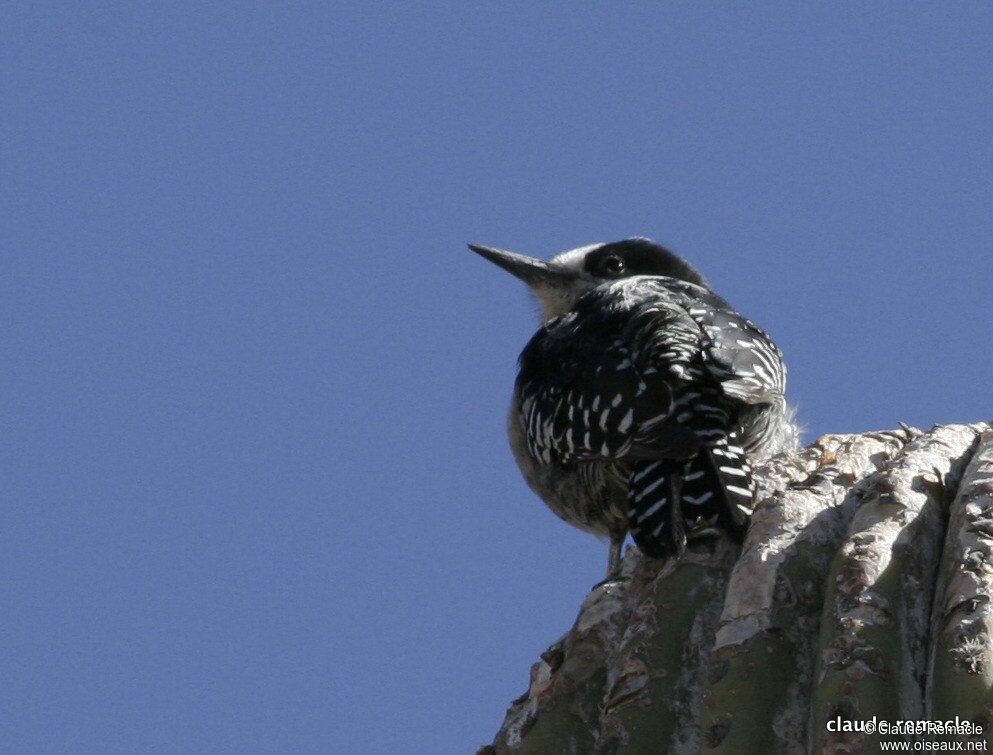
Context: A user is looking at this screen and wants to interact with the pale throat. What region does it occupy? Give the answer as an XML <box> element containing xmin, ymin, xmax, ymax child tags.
<box><xmin>534</xmin><ymin>244</ymin><xmax>603</xmax><ymax>322</ymax></box>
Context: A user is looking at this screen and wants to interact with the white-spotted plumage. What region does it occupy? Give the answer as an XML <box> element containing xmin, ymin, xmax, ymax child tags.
<box><xmin>473</xmin><ymin>237</ymin><xmax>798</xmax><ymax>575</ymax></box>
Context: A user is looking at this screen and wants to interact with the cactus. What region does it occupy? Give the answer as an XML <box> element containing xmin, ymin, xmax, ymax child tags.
<box><xmin>482</xmin><ymin>424</ymin><xmax>993</xmax><ymax>753</ymax></box>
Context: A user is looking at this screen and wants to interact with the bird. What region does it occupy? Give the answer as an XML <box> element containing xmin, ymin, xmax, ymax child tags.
<box><xmin>470</xmin><ymin>238</ymin><xmax>798</xmax><ymax>579</ymax></box>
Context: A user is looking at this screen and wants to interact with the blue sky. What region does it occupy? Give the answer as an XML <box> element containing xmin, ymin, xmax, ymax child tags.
<box><xmin>3</xmin><ymin>3</ymin><xmax>992</xmax><ymax>752</ymax></box>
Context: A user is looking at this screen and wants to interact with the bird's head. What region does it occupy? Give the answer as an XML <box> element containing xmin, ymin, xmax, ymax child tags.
<box><xmin>469</xmin><ymin>238</ymin><xmax>709</xmax><ymax>322</ymax></box>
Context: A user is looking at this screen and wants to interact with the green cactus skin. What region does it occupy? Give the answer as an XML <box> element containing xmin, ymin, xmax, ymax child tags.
<box><xmin>927</xmin><ymin>432</ymin><xmax>993</xmax><ymax>749</ymax></box>
<box><xmin>811</xmin><ymin>425</ymin><xmax>981</xmax><ymax>752</ymax></box>
<box><xmin>597</xmin><ymin>539</ymin><xmax>737</xmax><ymax>754</ymax></box>
<box><xmin>485</xmin><ymin>424</ymin><xmax>993</xmax><ymax>754</ymax></box>
<box><xmin>701</xmin><ymin>431</ymin><xmax>911</xmax><ymax>753</ymax></box>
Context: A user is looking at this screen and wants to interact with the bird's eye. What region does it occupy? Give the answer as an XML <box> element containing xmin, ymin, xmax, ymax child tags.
<box><xmin>601</xmin><ymin>256</ymin><xmax>625</xmax><ymax>276</ymax></box>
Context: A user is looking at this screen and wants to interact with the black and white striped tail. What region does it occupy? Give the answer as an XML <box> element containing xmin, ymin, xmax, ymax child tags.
<box><xmin>682</xmin><ymin>434</ymin><xmax>755</xmax><ymax>539</ymax></box>
<box><xmin>626</xmin><ymin>434</ymin><xmax>755</xmax><ymax>559</ymax></box>
<box><xmin>626</xmin><ymin>459</ymin><xmax>686</xmax><ymax>559</ymax></box>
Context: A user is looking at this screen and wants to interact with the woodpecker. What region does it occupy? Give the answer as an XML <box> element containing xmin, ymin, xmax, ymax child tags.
<box><xmin>471</xmin><ymin>238</ymin><xmax>798</xmax><ymax>578</ymax></box>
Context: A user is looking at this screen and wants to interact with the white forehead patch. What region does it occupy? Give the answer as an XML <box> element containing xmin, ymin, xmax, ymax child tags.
<box><xmin>549</xmin><ymin>242</ymin><xmax>607</xmax><ymax>273</ymax></box>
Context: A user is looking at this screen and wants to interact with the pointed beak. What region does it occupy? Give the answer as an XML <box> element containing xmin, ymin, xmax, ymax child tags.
<box><xmin>468</xmin><ymin>243</ymin><xmax>577</xmax><ymax>288</ymax></box>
